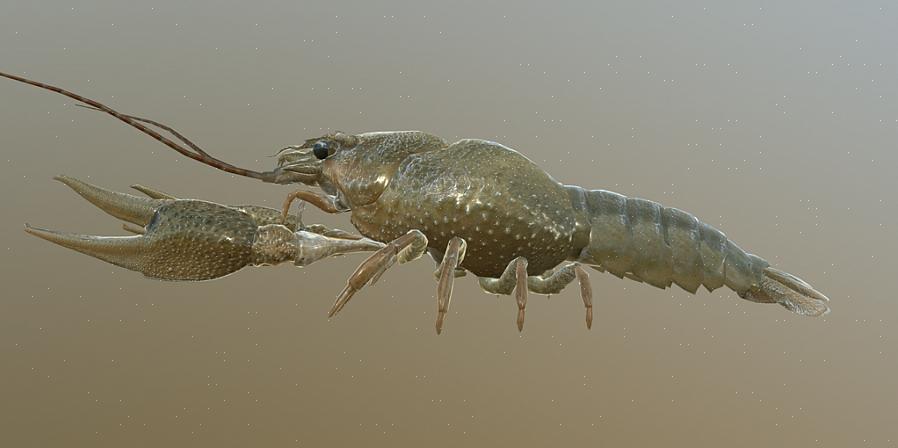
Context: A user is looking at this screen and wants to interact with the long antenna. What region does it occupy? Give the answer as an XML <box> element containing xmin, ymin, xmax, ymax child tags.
<box><xmin>0</xmin><ymin>70</ymin><xmax>271</xmax><ymax>181</ymax></box>
<box><xmin>73</xmin><ymin>104</ymin><xmax>212</xmax><ymax>157</ymax></box>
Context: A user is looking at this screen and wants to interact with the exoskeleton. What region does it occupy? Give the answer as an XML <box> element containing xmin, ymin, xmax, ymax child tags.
<box><xmin>3</xmin><ymin>71</ymin><xmax>830</xmax><ymax>334</ymax></box>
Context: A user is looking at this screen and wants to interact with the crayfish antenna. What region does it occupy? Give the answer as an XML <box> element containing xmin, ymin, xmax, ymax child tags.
<box><xmin>0</xmin><ymin>71</ymin><xmax>272</xmax><ymax>181</ymax></box>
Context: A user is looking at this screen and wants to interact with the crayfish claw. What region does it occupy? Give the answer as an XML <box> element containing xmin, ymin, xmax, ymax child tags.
<box><xmin>54</xmin><ymin>175</ymin><xmax>163</xmax><ymax>226</ymax></box>
<box><xmin>31</xmin><ymin>177</ymin><xmax>387</xmax><ymax>283</ymax></box>
<box><xmin>25</xmin><ymin>224</ymin><xmax>147</xmax><ymax>274</ymax></box>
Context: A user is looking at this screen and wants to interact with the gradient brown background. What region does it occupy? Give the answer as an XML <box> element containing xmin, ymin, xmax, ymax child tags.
<box><xmin>1</xmin><ymin>1</ymin><xmax>896</xmax><ymax>446</ymax></box>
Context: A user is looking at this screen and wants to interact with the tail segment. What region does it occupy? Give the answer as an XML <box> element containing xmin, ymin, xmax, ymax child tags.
<box><xmin>743</xmin><ymin>267</ymin><xmax>830</xmax><ymax>316</ymax></box>
<box><xmin>572</xmin><ymin>187</ymin><xmax>831</xmax><ymax>317</ymax></box>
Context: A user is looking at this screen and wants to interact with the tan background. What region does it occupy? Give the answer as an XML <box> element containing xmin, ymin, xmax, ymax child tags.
<box><xmin>1</xmin><ymin>1</ymin><xmax>896</xmax><ymax>446</ymax></box>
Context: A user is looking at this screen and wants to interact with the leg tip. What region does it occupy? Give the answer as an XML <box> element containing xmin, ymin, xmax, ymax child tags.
<box><xmin>328</xmin><ymin>285</ymin><xmax>356</xmax><ymax>318</ymax></box>
<box><xmin>327</xmin><ymin>302</ymin><xmax>341</xmax><ymax>318</ymax></box>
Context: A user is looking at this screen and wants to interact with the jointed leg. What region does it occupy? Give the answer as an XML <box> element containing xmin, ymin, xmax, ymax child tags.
<box><xmin>527</xmin><ymin>263</ymin><xmax>577</xmax><ymax>294</ymax></box>
<box><xmin>428</xmin><ymin>248</ymin><xmax>467</xmax><ymax>280</ymax></box>
<box><xmin>281</xmin><ymin>190</ymin><xmax>346</xmax><ymax>223</ymax></box>
<box><xmin>479</xmin><ymin>257</ymin><xmax>529</xmax><ymax>331</ymax></box>
<box><xmin>435</xmin><ymin>237</ymin><xmax>467</xmax><ymax>334</ymax></box>
<box><xmin>515</xmin><ymin>258</ymin><xmax>528</xmax><ymax>331</ymax></box>
<box><xmin>528</xmin><ymin>262</ymin><xmax>593</xmax><ymax>329</ymax></box>
<box><xmin>575</xmin><ymin>265</ymin><xmax>594</xmax><ymax>329</ymax></box>
<box><xmin>479</xmin><ymin>259</ymin><xmax>595</xmax><ymax>330</ymax></box>
<box><xmin>478</xmin><ymin>258</ymin><xmax>521</xmax><ymax>295</ymax></box>
<box><xmin>329</xmin><ymin>230</ymin><xmax>428</xmax><ymax>318</ymax></box>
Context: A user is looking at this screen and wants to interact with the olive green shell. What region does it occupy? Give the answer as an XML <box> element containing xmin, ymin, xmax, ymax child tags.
<box><xmin>350</xmin><ymin>139</ymin><xmax>579</xmax><ymax>277</ymax></box>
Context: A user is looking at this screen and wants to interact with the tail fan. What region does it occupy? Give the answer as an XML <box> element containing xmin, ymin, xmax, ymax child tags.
<box><xmin>744</xmin><ymin>267</ymin><xmax>830</xmax><ymax>316</ymax></box>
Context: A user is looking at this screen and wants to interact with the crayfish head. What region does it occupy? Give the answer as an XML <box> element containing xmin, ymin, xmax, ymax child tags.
<box><xmin>271</xmin><ymin>132</ymin><xmax>360</xmax><ymax>187</ymax></box>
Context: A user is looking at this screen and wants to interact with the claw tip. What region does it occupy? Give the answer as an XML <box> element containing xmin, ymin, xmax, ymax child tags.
<box><xmin>23</xmin><ymin>223</ymin><xmax>43</xmax><ymax>235</ymax></box>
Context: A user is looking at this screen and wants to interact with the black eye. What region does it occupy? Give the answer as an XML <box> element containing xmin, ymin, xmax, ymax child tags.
<box><xmin>312</xmin><ymin>141</ymin><xmax>329</xmax><ymax>160</ymax></box>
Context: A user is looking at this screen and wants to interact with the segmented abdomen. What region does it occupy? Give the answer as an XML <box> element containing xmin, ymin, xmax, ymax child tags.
<box><xmin>572</xmin><ymin>188</ymin><xmax>769</xmax><ymax>295</ymax></box>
